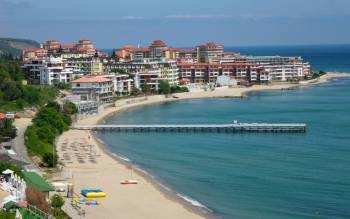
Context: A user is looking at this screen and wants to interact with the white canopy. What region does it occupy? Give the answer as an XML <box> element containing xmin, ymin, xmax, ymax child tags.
<box><xmin>2</xmin><ymin>169</ymin><xmax>14</xmax><ymax>175</ymax></box>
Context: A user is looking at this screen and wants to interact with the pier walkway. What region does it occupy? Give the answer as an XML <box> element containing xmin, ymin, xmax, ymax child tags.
<box><xmin>72</xmin><ymin>123</ymin><xmax>306</xmax><ymax>133</ymax></box>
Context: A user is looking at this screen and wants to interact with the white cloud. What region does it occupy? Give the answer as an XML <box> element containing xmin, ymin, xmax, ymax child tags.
<box><xmin>120</xmin><ymin>16</ymin><xmax>145</xmax><ymax>20</ymax></box>
<box><xmin>165</xmin><ymin>14</ymin><xmax>233</xmax><ymax>19</ymax></box>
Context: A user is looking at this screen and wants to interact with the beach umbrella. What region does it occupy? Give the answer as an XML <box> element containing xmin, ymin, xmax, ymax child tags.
<box><xmin>2</xmin><ymin>169</ymin><xmax>14</xmax><ymax>175</ymax></box>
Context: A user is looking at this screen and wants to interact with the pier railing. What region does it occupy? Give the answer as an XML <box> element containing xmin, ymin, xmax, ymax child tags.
<box><xmin>72</xmin><ymin>123</ymin><xmax>306</xmax><ymax>133</ymax></box>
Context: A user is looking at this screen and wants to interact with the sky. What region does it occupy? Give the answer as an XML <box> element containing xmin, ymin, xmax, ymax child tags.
<box><xmin>1</xmin><ymin>0</ymin><xmax>350</xmax><ymax>48</ymax></box>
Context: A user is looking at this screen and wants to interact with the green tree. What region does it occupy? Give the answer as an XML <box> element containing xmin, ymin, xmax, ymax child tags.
<box><xmin>141</xmin><ymin>83</ymin><xmax>149</xmax><ymax>94</ymax></box>
<box><xmin>159</xmin><ymin>80</ymin><xmax>171</xmax><ymax>95</ymax></box>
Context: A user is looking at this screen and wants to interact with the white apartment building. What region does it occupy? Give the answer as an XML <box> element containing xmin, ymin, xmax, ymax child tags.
<box><xmin>95</xmin><ymin>74</ymin><xmax>133</xmax><ymax>95</ymax></box>
<box><xmin>264</xmin><ymin>64</ymin><xmax>310</xmax><ymax>81</ymax></box>
<box><xmin>23</xmin><ymin>56</ymin><xmax>74</xmax><ymax>85</ymax></box>
<box><xmin>71</xmin><ymin>76</ymin><xmax>113</xmax><ymax>103</ymax></box>
<box><xmin>133</xmin><ymin>59</ymin><xmax>178</xmax><ymax>91</ymax></box>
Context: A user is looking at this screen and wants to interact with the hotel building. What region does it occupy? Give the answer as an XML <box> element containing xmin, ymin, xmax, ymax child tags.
<box><xmin>106</xmin><ymin>58</ymin><xmax>178</xmax><ymax>91</ymax></box>
<box><xmin>71</xmin><ymin>76</ymin><xmax>113</xmax><ymax>103</ymax></box>
<box><xmin>196</xmin><ymin>42</ymin><xmax>224</xmax><ymax>63</ymax></box>
<box><xmin>177</xmin><ymin>62</ymin><xmax>268</xmax><ymax>84</ymax></box>
<box><xmin>95</xmin><ymin>74</ymin><xmax>133</xmax><ymax>95</ymax></box>
<box><xmin>23</xmin><ymin>56</ymin><xmax>75</xmax><ymax>85</ymax></box>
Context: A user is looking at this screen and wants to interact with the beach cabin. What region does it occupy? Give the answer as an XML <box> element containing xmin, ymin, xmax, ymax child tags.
<box><xmin>22</xmin><ymin>172</ymin><xmax>54</xmax><ymax>200</ymax></box>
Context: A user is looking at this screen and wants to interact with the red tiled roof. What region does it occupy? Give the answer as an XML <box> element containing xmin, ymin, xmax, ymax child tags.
<box><xmin>62</xmin><ymin>44</ymin><xmax>76</xmax><ymax>49</ymax></box>
<box><xmin>150</xmin><ymin>39</ymin><xmax>167</xmax><ymax>47</ymax></box>
<box><xmin>71</xmin><ymin>76</ymin><xmax>111</xmax><ymax>83</ymax></box>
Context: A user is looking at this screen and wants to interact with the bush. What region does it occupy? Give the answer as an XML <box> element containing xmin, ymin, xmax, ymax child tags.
<box><xmin>43</xmin><ymin>152</ymin><xmax>58</xmax><ymax>168</ymax></box>
<box><xmin>51</xmin><ymin>194</ymin><xmax>65</xmax><ymax>208</ymax></box>
<box><xmin>170</xmin><ymin>85</ymin><xmax>189</xmax><ymax>93</ymax></box>
<box><xmin>63</xmin><ymin>101</ymin><xmax>77</xmax><ymax>115</ymax></box>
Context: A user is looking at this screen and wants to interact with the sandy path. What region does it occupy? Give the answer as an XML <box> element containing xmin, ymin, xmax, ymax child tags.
<box><xmin>13</xmin><ymin>118</ymin><xmax>32</xmax><ymax>163</ymax></box>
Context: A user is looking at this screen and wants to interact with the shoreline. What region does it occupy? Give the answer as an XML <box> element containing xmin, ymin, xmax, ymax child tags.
<box><xmin>92</xmin><ymin>132</ymin><xmax>215</xmax><ymax>217</ymax></box>
<box><xmin>56</xmin><ymin>72</ymin><xmax>349</xmax><ymax>219</ymax></box>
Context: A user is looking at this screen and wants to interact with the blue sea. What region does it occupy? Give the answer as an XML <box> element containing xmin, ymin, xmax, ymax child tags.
<box><xmin>98</xmin><ymin>46</ymin><xmax>350</xmax><ymax>219</ymax></box>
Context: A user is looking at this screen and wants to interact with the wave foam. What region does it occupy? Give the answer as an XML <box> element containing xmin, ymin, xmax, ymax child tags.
<box><xmin>176</xmin><ymin>193</ymin><xmax>210</xmax><ymax>211</ymax></box>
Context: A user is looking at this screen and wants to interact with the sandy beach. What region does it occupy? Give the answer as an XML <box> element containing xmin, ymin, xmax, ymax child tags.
<box><xmin>56</xmin><ymin>72</ymin><xmax>349</xmax><ymax>219</ymax></box>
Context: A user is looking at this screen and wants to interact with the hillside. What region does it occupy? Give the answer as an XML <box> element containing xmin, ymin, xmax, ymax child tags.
<box><xmin>0</xmin><ymin>38</ymin><xmax>40</xmax><ymax>58</ymax></box>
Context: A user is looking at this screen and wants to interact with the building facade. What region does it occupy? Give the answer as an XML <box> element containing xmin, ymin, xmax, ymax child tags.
<box><xmin>71</xmin><ymin>76</ymin><xmax>113</xmax><ymax>103</ymax></box>
<box><xmin>23</xmin><ymin>56</ymin><xmax>74</xmax><ymax>85</ymax></box>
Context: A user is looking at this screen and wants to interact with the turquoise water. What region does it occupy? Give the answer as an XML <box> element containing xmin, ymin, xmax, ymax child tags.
<box><xmin>97</xmin><ymin>78</ymin><xmax>350</xmax><ymax>219</ymax></box>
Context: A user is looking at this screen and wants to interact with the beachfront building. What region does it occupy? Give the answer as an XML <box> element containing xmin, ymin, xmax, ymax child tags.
<box><xmin>106</xmin><ymin>58</ymin><xmax>178</xmax><ymax>91</ymax></box>
<box><xmin>65</xmin><ymin>95</ymin><xmax>99</xmax><ymax>115</ymax></box>
<box><xmin>263</xmin><ymin>63</ymin><xmax>310</xmax><ymax>81</ymax></box>
<box><xmin>219</xmin><ymin>55</ymin><xmax>312</xmax><ymax>81</ymax></box>
<box><xmin>71</xmin><ymin>76</ymin><xmax>114</xmax><ymax>103</ymax></box>
<box><xmin>94</xmin><ymin>74</ymin><xmax>133</xmax><ymax>95</ymax></box>
<box><xmin>177</xmin><ymin>62</ymin><xmax>267</xmax><ymax>85</ymax></box>
<box><xmin>134</xmin><ymin>59</ymin><xmax>179</xmax><ymax>91</ymax></box>
<box><xmin>23</xmin><ymin>56</ymin><xmax>75</xmax><ymax>85</ymax></box>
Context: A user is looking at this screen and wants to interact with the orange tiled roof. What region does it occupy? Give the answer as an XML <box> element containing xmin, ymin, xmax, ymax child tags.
<box><xmin>0</xmin><ymin>113</ymin><xmax>7</xmax><ymax>119</ymax></box>
<box><xmin>71</xmin><ymin>76</ymin><xmax>111</xmax><ymax>83</ymax></box>
<box><xmin>150</xmin><ymin>39</ymin><xmax>167</xmax><ymax>47</ymax></box>
<box><xmin>62</xmin><ymin>44</ymin><xmax>76</xmax><ymax>49</ymax></box>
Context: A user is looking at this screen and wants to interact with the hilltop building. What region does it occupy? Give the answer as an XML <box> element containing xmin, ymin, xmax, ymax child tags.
<box><xmin>23</xmin><ymin>56</ymin><xmax>75</xmax><ymax>85</ymax></box>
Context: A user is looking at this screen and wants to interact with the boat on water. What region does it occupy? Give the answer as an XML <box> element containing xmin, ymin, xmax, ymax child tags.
<box><xmin>120</xmin><ymin>179</ymin><xmax>138</xmax><ymax>185</ymax></box>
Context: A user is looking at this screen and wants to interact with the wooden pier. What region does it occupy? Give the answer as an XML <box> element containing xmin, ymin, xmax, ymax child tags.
<box><xmin>72</xmin><ymin>123</ymin><xmax>306</xmax><ymax>133</ymax></box>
